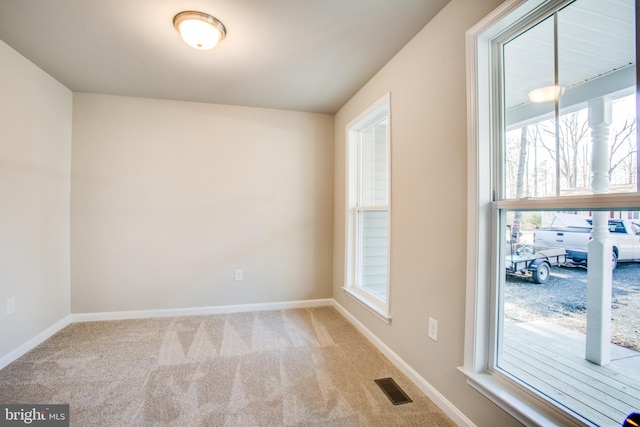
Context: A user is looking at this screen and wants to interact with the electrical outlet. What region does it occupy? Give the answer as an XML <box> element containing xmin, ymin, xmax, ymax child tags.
<box><xmin>428</xmin><ymin>317</ymin><xmax>438</xmax><ymax>342</ymax></box>
<box><xmin>234</xmin><ymin>269</ymin><xmax>243</xmax><ymax>281</ymax></box>
<box><xmin>6</xmin><ymin>297</ymin><xmax>16</xmax><ymax>316</ymax></box>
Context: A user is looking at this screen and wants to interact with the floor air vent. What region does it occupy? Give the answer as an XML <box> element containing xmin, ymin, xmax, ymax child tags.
<box><xmin>374</xmin><ymin>377</ymin><xmax>413</xmax><ymax>405</ymax></box>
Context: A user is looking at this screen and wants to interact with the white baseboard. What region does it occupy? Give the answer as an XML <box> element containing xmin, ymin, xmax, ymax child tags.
<box><xmin>332</xmin><ymin>300</ymin><xmax>475</xmax><ymax>427</ymax></box>
<box><xmin>0</xmin><ymin>298</ymin><xmax>333</xmax><ymax>370</ymax></box>
<box><xmin>0</xmin><ymin>316</ymin><xmax>71</xmax><ymax>370</ymax></box>
<box><xmin>71</xmin><ymin>298</ymin><xmax>334</xmax><ymax>322</ymax></box>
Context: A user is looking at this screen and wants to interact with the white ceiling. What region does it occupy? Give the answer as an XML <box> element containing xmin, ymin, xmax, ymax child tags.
<box><xmin>0</xmin><ymin>0</ymin><xmax>449</xmax><ymax>114</ymax></box>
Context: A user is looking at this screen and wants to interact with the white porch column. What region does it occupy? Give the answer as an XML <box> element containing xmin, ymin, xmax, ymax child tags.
<box><xmin>585</xmin><ymin>96</ymin><xmax>613</xmax><ymax>366</ymax></box>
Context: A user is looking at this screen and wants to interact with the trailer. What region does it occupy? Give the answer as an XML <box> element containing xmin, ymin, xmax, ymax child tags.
<box><xmin>505</xmin><ymin>245</ymin><xmax>567</xmax><ymax>284</ymax></box>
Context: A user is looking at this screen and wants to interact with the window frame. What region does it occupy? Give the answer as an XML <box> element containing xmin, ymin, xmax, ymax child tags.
<box><xmin>462</xmin><ymin>0</ymin><xmax>640</xmax><ymax>425</ymax></box>
<box><xmin>344</xmin><ymin>93</ymin><xmax>392</xmax><ymax>323</ymax></box>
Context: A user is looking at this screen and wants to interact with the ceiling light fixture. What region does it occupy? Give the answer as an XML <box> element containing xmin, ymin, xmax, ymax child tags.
<box><xmin>528</xmin><ymin>85</ymin><xmax>565</xmax><ymax>103</ymax></box>
<box><xmin>173</xmin><ymin>11</ymin><xmax>226</xmax><ymax>50</ymax></box>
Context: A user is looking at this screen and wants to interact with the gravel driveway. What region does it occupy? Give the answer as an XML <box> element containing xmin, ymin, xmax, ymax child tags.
<box><xmin>505</xmin><ymin>262</ymin><xmax>640</xmax><ymax>351</ymax></box>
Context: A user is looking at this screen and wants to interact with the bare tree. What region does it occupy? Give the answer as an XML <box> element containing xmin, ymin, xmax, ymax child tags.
<box><xmin>553</xmin><ymin>111</ymin><xmax>589</xmax><ymax>188</ymax></box>
<box><xmin>609</xmin><ymin>117</ymin><xmax>637</xmax><ymax>184</ymax></box>
<box><xmin>505</xmin><ymin>96</ymin><xmax>636</xmax><ymax>201</ymax></box>
<box><xmin>534</xmin><ymin>112</ymin><xmax>589</xmax><ymax>189</ymax></box>
<box><xmin>527</xmin><ymin>124</ymin><xmax>545</xmax><ymax>197</ymax></box>
<box><xmin>512</xmin><ymin>126</ymin><xmax>528</xmax><ymax>241</ymax></box>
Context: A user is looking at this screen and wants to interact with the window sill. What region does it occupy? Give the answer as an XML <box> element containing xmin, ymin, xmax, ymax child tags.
<box><xmin>342</xmin><ymin>287</ymin><xmax>392</xmax><ymax>324</ymax></box>
<box><xmin>458</xmin><ymin>367</ymin><xmax>590</xmax><ymax>427</ymax></box>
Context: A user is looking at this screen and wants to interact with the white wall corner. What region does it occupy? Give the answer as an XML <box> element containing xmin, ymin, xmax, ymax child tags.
<box><xmin>0</xmin><ymin>316</ymin><xmax>72</xmax><ymax>370</ymax></box>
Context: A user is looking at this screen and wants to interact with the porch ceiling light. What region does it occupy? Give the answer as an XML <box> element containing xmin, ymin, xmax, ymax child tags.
<box><xmin>173</xmin><ymin>11</ymin><xmax>226</xmax><ymax>50</ymax></box>
<box><xmin>528</xmin><ymin>85</ymin><xmax>565</xmax><ymax>103</ymax></box>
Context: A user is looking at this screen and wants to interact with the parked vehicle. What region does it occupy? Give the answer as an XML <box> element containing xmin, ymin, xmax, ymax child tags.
<box><xmin>533</xmin><ymin>214</ymin><xmax>640</xmax><ymax>270</ymax></box>
<box><xmin>505</xmin><ymin>244</ymin><xmax>567</xmax><ymax>284</ymax></box>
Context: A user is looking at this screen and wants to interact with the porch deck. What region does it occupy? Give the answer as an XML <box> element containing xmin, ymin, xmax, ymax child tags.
<box><xmin>501</xmin><ymin>321</ymin><xmax>640</xmax><ymax>427</ymax></box>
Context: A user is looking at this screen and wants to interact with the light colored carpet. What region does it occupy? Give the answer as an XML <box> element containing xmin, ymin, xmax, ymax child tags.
<box><xmin>0</xmin><ymin>306</ymin><xmax>455</xmax><ymax>426</ymax></box>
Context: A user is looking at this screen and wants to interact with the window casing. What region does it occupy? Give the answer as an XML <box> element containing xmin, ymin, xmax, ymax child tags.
<box><xmin>463</xmin><ymin>1</ymin><xmax>639</xmax><ymax>426</ymax></box>
<box><xmin>344</xmin><ymin>93</ymin><xmax>391</xmax><ymax>322</ymax></box>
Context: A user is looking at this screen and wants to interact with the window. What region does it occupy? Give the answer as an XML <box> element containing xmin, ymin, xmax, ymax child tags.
<box><xmin>464</xmin><ymin>1</ymin><xmax>639</xmax><ymax>426</ymax></box>
<box><xmin>344</xmin><ymin>93</ymin><xmax>391</xmax><ymax>322</ymax></box>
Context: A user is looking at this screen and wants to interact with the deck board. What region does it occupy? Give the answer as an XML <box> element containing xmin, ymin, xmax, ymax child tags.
<box><xmin>503</xmin><ymin>324</ymin><xmax>640</xmax><ymax>401</ymax></box>
<box><xmin>501</xmin><ymin>343</ymin><xmax>630</xmax><ymax>425</ymax></box>
<box><xmin>500</xmin><ymin>321</ymin><xmax>640</xmax><ymax>427</ymax></box>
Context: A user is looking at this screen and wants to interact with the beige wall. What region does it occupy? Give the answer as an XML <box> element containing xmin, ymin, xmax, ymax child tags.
<box><xmin>71</xmin><ymin>93</ymin><xmax>334</xmax><ymax>313</ymax></box>
<box><xmin>0</xmin><ymin>41</ymin><xmax>72</xmax><ymax>359</ymax></box>
<box><xmin>1</xmin><ymin>0</ymin><xmax>527</xmax><ymax>421</ymax></box>
<box><xmin>333</xmin><ymin>1</ymin><xmax>519</xmax><ymax>425</ymax></box>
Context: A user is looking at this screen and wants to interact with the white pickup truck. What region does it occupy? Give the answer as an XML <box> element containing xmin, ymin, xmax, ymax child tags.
<box><xmin>533</xmin><ymin>214</ymin><xmax>640</xmax><ymax>270</ymax></box>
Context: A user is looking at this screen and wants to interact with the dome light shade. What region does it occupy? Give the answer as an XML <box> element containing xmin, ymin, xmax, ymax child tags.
<box><xmin>173</xmin><ymin>11</ymin><xmax>226</xmax><ymax>50</ymax></box>
<box><xmin>528</xmin><ymin>85</ymin><xmax>565</xmax><ymax>103</ymax></box>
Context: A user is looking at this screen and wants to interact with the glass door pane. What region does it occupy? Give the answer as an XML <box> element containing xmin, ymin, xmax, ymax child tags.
<box><xmin>498</xmin><ymin>209</ymin><xmax>640</xmax><ymax>426</ymax></box>
<box><xmin>557</xmin><ymin>0</ymin><xmax>637</xmax><ymax>196</ymax></box>
<box><xmin>503</xmin><ymin>15</ymin><xmax>557</xmax><ymax>200</ymax></box>
<box><xmin>359</xmin><ymin>118</ymin><xmax>388</xmax><ymax>206</ymax></box>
